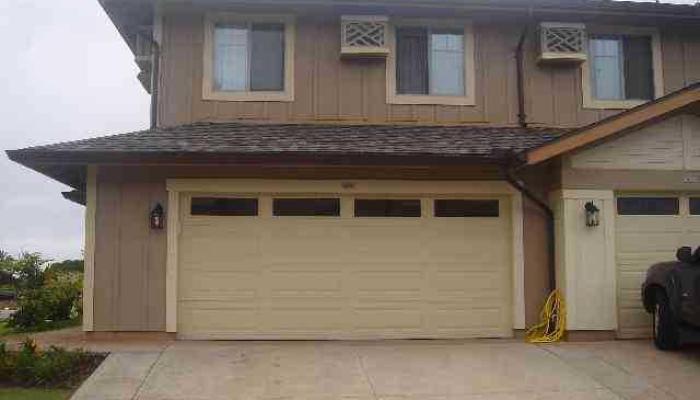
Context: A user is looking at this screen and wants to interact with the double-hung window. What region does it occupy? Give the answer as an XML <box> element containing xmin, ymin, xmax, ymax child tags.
<box><xmin>388</xmin><ymin>21</ymin><xmax>475</xmax><ymax>105</ymax></box>
<box><xmin>203</xmin><ymin>15</ymin><xmax>294</xmax><ymax>101</ymax></box>
<box><xmin>584</xmin><ymin>29</ymin><xmax>660</xmax><ymax>109</ymax></box>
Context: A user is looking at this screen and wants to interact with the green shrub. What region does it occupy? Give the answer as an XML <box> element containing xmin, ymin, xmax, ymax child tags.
<box><xmin>0</xmin><ymin>339</ymin><xmax>103</xmax><ymax>388</ymax></box>
<box><xmin>8</xmin><ymin>273</ymin><xmax>82</xmax><ymax>330</ymax></box>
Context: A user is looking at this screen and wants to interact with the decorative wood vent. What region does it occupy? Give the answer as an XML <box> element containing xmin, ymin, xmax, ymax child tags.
<box><xmin>538</xmin><ymin>22</ymin><xmax>587</xmax><ymax>64</ymax></box>
<box><xmin>341</xmin><ymin>15</ymin><xmax>389</xmax><ymax>57</ymax></box>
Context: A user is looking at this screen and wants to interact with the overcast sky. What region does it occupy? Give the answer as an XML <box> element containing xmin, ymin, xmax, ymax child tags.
<box><xmin>0</xmin><ymin>0</ymin><xmax>697</xmax><ymax>262</ymax></box>
<box><xmin>0</xmin><ymin>0</ymin><xmax>149</xmax><ymax>261</ymax></box>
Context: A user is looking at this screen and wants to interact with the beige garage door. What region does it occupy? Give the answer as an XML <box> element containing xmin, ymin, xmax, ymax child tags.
<box><xmin>616</xmin><ymin>194</ymin><xmax>700</xmax><ymax>338</ymax></box>
<box><xmin>177</xmin><ymin>193</ymin><xmax>513</xmax><ymax>339</ymax></box>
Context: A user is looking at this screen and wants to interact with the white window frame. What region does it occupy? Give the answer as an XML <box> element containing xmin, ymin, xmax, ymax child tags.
<box><xmin>582</xmin><ymin>26</ymin><xmax>663</xmax><ymax>110</ymax></box>
<box><xmin>386</xmin><ymin>18</ymin><xmax>476</xmax><ymax>106</ymax></box>
<box><xmin>202</xmin><ymin>13</ymin><xmax>295</xmax><ymax>102</ymax></box>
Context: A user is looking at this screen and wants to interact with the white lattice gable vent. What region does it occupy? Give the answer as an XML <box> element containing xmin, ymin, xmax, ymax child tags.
<box><xmin>538</xmin><ymin>22</ymin><xmax>587</xmax><ymax>64</ymax></box>
<box><xmin>341</xmin><ymin>15</ymin><xmax>389</xmax><ymax>57</ymax></box>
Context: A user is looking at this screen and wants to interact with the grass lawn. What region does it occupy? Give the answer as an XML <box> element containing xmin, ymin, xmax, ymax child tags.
<box><xmin>0</xmin><ymin>319</ymin><xmax>80</xmax><ymax>337</ymax></box>
<box><xmin>0</xmin><ymin>388</ymin><xmax>72</xmax><ymax>400</ymax></box>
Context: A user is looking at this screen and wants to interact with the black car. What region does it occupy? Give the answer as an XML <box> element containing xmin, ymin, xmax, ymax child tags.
<box><xmin>642</xmin><ymin>246</ymin><xmax>700</xmax><ymax>350</ymax></box>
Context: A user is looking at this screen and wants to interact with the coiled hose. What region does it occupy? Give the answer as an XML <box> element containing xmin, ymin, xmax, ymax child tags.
<box><xmin>526</xmin><ymin>289</ymin><xmax>566</xmax><ymax>343</ymax></box>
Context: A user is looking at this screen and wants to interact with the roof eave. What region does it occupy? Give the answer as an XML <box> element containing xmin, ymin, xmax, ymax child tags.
<box><xmin>7</xmin><ymin>149</ymin><xmax>514</xmax><ymax>167</ymax></box>
<box><xmin>100</xmin><ymin>0</ymin><xmax>700</xmax><ymax>60</ymax></box>
<box><xmin>7</xmin><ymin>148</ymin><xmax>519</xmax><ymax>189</ymax></box>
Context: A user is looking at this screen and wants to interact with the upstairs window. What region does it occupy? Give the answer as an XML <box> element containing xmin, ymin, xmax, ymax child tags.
<box><xmin>203</xmin><ymin>14</ymin><xmax>294</xmax><ymax>102</ymax></box>
<box><xmin>589</xmin><ymin>35</ymin><xmax>654</xmax><ymax>101</ymax></box>
<box><xmin>396</xmin><ymin>28</ymin><xmax>464</xmax><ymax>96</ymax></box>
<box><xmin>214</xmin><ymin>23</ymin><xmax>285</xmax><ymax>92</ymax></box>
<box><xmin>388</xmin><ymin>21</ymin><xmax>475</xmax><ymax>105</ymax></box>
<box><xmin>583</xmin><ymin>28</ymin><xmax>661</xmax><ymax>109</ymax></box>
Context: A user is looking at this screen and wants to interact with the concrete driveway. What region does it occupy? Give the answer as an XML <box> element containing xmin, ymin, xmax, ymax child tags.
<box><xmin>71</xmin><ymin>340</ymin><xmax>700</xmax><ymax>400</ymax></box>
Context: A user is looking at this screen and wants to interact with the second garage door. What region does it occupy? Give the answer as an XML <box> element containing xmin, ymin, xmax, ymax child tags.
<box><xmin>616</xmin><ymin>194</ymin><xmax>700</xmax><ymax>338</ymax></box>
<box><xmin>177</xmin><ymin>192</ymin><xmax>513</xmax><ymax>339</ymax></box>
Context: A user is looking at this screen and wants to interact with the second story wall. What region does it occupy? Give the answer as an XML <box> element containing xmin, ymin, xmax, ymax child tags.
<box><xmin>156</xmin><ymin>6</ymin><xmax>700</xmax><ymax>128</ymax></box>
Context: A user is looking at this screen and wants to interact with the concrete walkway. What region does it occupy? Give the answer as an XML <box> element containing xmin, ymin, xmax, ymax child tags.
<box><xmin>71</xmin><ymin>340</ymin><xmax>700</xmax><ymax>400</ymax></box>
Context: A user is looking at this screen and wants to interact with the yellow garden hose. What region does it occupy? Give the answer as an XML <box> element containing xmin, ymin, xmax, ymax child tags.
<box><xmin>526</xmin><ymin>289</ymin><xmax>566</xmax><ymax>343</ymax></box>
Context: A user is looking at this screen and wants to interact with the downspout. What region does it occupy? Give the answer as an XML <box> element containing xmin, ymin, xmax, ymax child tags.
<box><xmin>502</xmin><ymin>164</ymin><xmax>556</xmax><ymax>293</ymax></box>
<box><xmin>516</xmin><ymin>27</ymin><xmax>528</xmax><ymax>128</ymax></box>
<box><xmin>150</xmin><ymin>41</ymin><xmax>160</xmax><ymax>130</ymax></box>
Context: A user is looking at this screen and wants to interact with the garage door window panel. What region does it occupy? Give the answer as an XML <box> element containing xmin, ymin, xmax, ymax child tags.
<box><xmin>434</xmin><ymin>199</ymin><xmax>499</xmax><ymax>217</ymax></box>
<box><xmin>191</xmin><ymin>197</ymin><xmax>258</xmax><ymax>216</ymax></box>
<box><xmin>617</xmin><ymin>197</ymin><xmax>679</xmax><ymax>216</ymax></box>
<box><xmin>354</xmin><ymin>199</ymin><xmax>422</xmax><ymax>217</ymax></box>
<box><xmin>273</xmin><ymin>198</ymin><xmax>340</xmax><ymax>217</ymax></box>
<box><xmin>690</xmin><ymin>198</ymin><xmax>700</xmax><ymax>216</ymax></box>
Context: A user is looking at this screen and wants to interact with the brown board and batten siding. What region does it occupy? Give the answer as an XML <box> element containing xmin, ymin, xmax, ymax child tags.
<box><xmin>156</xmin><ymin>8</ymin><xmax>700</xmax><ymax>128</ymax></box>
<box><xmin>93</xmin><ymin>171</ymin><xmax>167</xmax><ymax>331</ymax></box>
<box><xmin>157</xmin><ymin>10</ymin><xmax>522</xmax><ymax>127</ymax></box>
<box><xmin>91</xmin><ymin>164</ymin><xmax>550</xmax><ymax>331</ymax></box>
<box><xmin>524</xmin><ymin>26</ymin><xmax>700</xmax><ymax>127</ymax></box>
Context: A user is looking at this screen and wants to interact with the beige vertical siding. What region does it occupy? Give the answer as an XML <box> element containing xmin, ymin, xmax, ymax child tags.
<box><xmin>569</xmin><ymin>114</ymin><xmax>700</xmax><ymax>171</ymax></box>
<box><xmin>157</xmin><ymin>8</ymin><xmax>700</xmax><ymax>128</ymax></box>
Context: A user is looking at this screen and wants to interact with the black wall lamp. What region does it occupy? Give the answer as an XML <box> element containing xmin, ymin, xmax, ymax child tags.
<box><xmin>584</xmin><ymin>201</ymin><xmax>600</xmax><ymax>227</ymax></box>
<box><xmin>150</xmin><ymin>203</ymin><xmax>165</xmax><ymax>230</ymax></box>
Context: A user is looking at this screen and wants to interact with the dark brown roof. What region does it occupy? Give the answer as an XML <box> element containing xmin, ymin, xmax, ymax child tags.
<box><xmin>7</xmin><ymin>122</ymin><xmax>566</xmax><ymax>163</ymax></box>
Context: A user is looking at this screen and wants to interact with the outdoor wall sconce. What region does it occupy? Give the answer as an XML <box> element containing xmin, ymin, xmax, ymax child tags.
<box><xmin>584</xmin><ymin>201</ymin><xmax>600</xmax><ymax>227</ymax></box>
<box><xmin>150</xmin><ymin>203</ymin><xmax>165</xmax><ymax>230</ymax></box>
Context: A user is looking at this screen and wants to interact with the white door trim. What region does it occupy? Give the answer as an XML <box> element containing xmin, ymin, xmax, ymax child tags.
<box><xmin>511</xmin><ymin>192</ymin><xmax>526</xmax><ymax>330</ymax></box>
<box><xmin>165</xmin><ymin>179</ymin><xmax>525</xmax><ymax>333</ymax></box>
<box><xmin>82</xmin><ymin>165</ymin><xmax>97</xmax><ymax>332</ymax></box>
<box><xmin>165</xmin><ymin>190</ymin><xmax>180</xmax><ymax>333</ymax></box>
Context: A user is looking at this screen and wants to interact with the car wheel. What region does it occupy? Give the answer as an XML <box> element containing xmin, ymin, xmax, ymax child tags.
<box><xmin>653</xmin><ymin>290</ymin><xmax>680</xmax><ymax>351</ymax></box>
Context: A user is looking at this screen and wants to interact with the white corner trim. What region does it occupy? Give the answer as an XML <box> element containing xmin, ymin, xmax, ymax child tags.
<box><xmin>511</xmin><ymin>192</ymin><xmax>526</xmax><ymax>330</ymax></box>
<box><xmin>82</xmin><ymin>165</ymin><xmax>97</xmax><ymax>332</ymax></box>
<box><xmin>165</xmin><ymin>190</ymin><xmax>180</xmax><ymax>333</ymax></box>
<box><xmin>602</xmin><ymin>195</ymin><xmax>618</xmax><ymax>331</ymax></box>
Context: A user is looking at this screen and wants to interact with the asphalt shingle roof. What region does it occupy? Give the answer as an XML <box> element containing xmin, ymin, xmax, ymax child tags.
<box><xmin>10</xmin><ymin>122</ymin><xmax>567</xmax><ymax>160</ymax></box>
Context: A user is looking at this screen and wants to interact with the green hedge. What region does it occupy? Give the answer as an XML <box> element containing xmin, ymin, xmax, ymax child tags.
<box><xmin>0</xmin><ymin>339</ymin><xmax>104</xmax><ymax>388</ymax></box>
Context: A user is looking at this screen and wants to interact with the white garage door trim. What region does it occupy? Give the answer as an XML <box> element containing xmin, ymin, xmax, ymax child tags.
<box><xmin>165</xmin><ymin>179</ymin><xmax>525</xmax><ymax>334</ymax></box>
